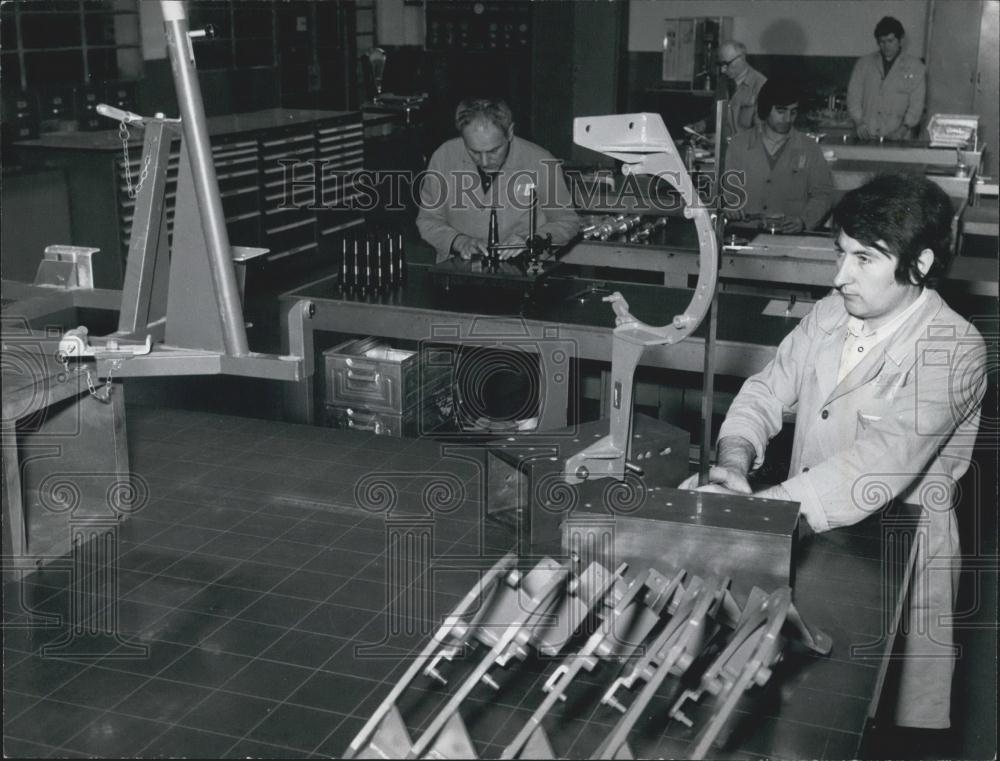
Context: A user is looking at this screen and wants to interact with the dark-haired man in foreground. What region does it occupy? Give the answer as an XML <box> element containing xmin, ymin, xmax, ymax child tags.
<box><xmin>683</xmin><ymin>174</ymin><xmax>987</xmax><ymax>731</ymax></box>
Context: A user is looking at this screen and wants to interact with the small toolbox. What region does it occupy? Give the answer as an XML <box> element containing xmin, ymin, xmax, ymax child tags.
<box><xmin>323</xmin><ymin>337</ymin><xmax>451</xmax><ymax>413</ymax></box>
<box><xmin>322</xmin><ymin>337</ymin><xmax>454</xmax><ymax>437</ymax></box>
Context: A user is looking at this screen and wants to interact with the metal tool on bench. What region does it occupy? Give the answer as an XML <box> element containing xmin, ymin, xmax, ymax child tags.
<box><xmin>484</xmin><ymin>184</ymin><xmax>554</xmax><ymax>272</ymax></box>
<box><xmin>562</xmin><ymin>114</ymin><xmax>719</xmax><ymax>485</ymax></box>
<box><xmin>54</xmin><ymin>0</ymin><xmax>311</xmax><ymax>384</ymax></box>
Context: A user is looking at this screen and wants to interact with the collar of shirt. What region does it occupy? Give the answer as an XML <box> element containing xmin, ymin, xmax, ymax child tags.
<box><xmin>839</xmin><ymin>289</ymin><xmax>927</xmax><ymax>382</ymax></box>
<box><xmin>733</xmin><ymin>67</ymin><xmax>750</xmax><ymax>87</ymax></box>
<box><xmin>845</xmin><ymin>288</ymin><xmax>927</xmax><ymax>340</ymax></box>
<box><xmin>760</xmin><ymin>127</ymin><xmax>790</xmax><ymax>156</ymax></box>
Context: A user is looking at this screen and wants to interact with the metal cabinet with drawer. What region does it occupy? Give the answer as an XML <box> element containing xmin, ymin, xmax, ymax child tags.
<box><xmin>322</xmin><ymin>336</ymin><xmax>453</xmax><ymax>438</ymax></box>
<box><xmin>13</xmin><ymin>108</ymin><xmax>364</xmax><ymax>289</ymax></box>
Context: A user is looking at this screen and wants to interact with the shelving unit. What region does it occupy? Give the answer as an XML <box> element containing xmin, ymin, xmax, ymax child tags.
<box><xmin>14</xmin><ymin>109</ymin><xmax>365</xmax><ymax>289</ymax></box>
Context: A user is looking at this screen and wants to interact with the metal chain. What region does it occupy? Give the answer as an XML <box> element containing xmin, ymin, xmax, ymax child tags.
<box><xmin>118</xmin><ymin>119</ymin><xmax>150</xmax><ymax>200</ymax></box>
<box><xmin>59</xmin><ymin>356</ymin><xmax>118</xmax><ymax>404</ymax></box>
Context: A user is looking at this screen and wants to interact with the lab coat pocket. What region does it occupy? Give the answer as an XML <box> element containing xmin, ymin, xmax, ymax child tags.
<box><xmin>856</xmin><ymin>411</ymin><xmax>882</xmax><ymax>436</ymax></box>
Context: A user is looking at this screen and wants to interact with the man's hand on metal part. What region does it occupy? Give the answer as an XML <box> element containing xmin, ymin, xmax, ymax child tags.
<box><xmin>678</xmin><ymin>465</ymin><xmax>753</xmax><ymax>494</ymax></box>
<box><xmin>856</xmin><ymin>123</ymin><xmax>873</xmax><ymax>140</ymax></box>
<box><xmin>498</xmin><ymin>234</ymin><xmax>527</xmax><ymax>260</ymax></box>
<box><xmin>725</xmin><ymin>208</ymin><xmax>746</xmax><ymax>223</ymax></box>
<box><xmin>453</xmin><ymin>234</ymin><xmax>487</xmax><ymax>260</ymax></box>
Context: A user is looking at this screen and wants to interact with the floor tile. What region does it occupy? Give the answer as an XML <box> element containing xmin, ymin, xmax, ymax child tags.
<box><xmin>271</xmin><ymin>569</ymin><xmax>348</xmax><ymax>602</ymax></box>
<box><xmin>0</xmin><ymin>736</ymin><xmax>58</xmax><ymax>758</ymax></box>
<box><xmin>295</xmin><ymin>603</ymin><xmax>373</xmax><ymax>639</ymax></box>
<box><xmin>180</xmin><ymin>583</ymin><xmax>262</xmax><ymax>618</ymax></box>
<box><xmin>197</xmin><ymin>618</ymin><xmax>286</xmax><ymax>658</ymax></box>
<box><xmin>140</xmin><ymin>608</ymin><xmax>229</xmax><ymax>647</ymax></box>
<box><xmin>236</xmin><ymin>593</ymin><xmax>319</xmax><ymax>627</ymax></box>
<box><xmin>314</xmin><ymin>714</ymin><xmax>366</xmax><ymax>758</ymax></box>
<box><xmin>261</xmin><ymin>630</ymin><xmax>349</xmax><ymax>670</ymax></box>
<box><xmin>155</xmin><ymin>647</ymin><xmax>253</xmax><ymax>688</ymax></box>
<box><xmin>179</xmin><ymin>689</ymin><xmax>279</xmax><ymax>737</ymax></box>
<box><xmin>249</xmin><ymin>540</ymin><xmax>325</xmax><ymax>569</ymax></box>
<box><xmin>1</xmin><ymin>689</ymin><xmax>39</xmax><ymax>726</ymax></box>
<box><xmin>247</xmin><ymin>703</ymin><xmax>345</xmax><ymax>752</ymax></box>
<box><xmin>99</xmin><ymin>641</ymin><xmax>190</xmax><ymax>677</ymax></box>
<box><xmin>223</xmin><ymin>738</ymin><xmax>311</xmax><ymax>758</ymax></box>
<box><xmin>111</xmin><ymin>677</ymin><xmax>213</xmax><ymax>723</ymax></box>
<box><xmin>215</xmin><ymin>560</ymin><xmax>295</xmax><ymax>593</ymax></box>
<box><xmin>159</xmin><ymin>552</ymin><xmax>242</xmax><ymax>583</ymax></box>
<box><xmin>287</xmin><ymin>671</ymin><xmax>382</xmax><ymax>716</ymax></box>
<box><xmin>138</xmin><ymin>724</ymin><xmax>239</xmax><ymax>758</ymax></box>
<box><xmin>223</xmin><ymin>659</ymin><xmax>316</xmax><ymax>701</ymax></box>
<box><xmin>47</xmin><ymin>666</ymin><xmax>149</xmax><ymax>710</ymax></box>
<box><xmin>3</xmin><ymin>654</ymin><xmax>91</xmax><ymax>697</ymax></box>
<box><xmin>62</xmin><ymin>711</ymin><xmax>166</xmax><ymax>757</ymax></box>
<box><xmin>3</xmin><ymin>699</ymin><xmax>105</xmax><ymax>747</ymax></box>
<box><xmin>123</xmin><ymin>574</ymin><xmax>205</xmax><ymax>609</ymax></box>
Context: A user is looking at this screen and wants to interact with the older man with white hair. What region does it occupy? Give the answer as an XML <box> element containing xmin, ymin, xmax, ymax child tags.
<box><xmin>687</xmin><ymin>40</ymin><xmax>767</xmax><ymax>139</ymax></box>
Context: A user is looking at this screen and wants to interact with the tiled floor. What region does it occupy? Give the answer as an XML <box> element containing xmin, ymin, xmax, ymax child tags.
<box><xmin>3</xmin><ymin>405</ymin><xmax>513</xmax><ymax>758</ymax></box>
<box><xmin>4</xmin><ymin>402</ymin><xmax>996</xmax><ymax>759</ymax></box>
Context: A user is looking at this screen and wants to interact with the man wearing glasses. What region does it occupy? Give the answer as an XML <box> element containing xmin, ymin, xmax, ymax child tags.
<box><xmin>687</xmin><ymin>41</ymin><xmax>767</xmax><ymax>139</ymax></box>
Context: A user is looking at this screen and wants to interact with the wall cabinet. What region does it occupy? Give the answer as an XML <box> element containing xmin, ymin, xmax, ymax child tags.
<box><xmin>13</xmin><ymin>108</ymin><xmax>365</xmax><ymax>289</ymax></box>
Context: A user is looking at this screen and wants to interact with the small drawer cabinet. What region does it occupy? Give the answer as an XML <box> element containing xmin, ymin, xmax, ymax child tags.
<box><xmin>322</xmin><ymin>337</ymin><xmax>453</xmax><ymax>438</ymax></box>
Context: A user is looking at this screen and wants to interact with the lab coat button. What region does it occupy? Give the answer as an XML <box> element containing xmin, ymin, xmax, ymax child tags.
<box><xmin>802</xmin><ymin>467</ymin><xmax>810</xmax><ymax>473</ymax></box>
<box><xmin>821</xmin><ymin>409</ymin><xmax>829</xmax><ymax>420</ymax></box>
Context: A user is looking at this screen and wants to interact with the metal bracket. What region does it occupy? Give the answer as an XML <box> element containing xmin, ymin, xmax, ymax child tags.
<box><xmin>565</xmin><ymin>114</ymin><xmax>719</xmax><ymax>484</ymax></box>
<box><xmin>669</xmin><ymin>586</ymin><xmax>833</xmax><ymax>758</ymax></box>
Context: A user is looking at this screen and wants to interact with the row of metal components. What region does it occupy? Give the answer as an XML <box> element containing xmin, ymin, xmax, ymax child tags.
<box><xmin>580</xmin><ymin>214</ymin><xmax>669</xmax><ymax>244</ymax></box>
<box><xmin>343</xmin><ymin>553</ymin><xmax>831</xmax><ymax>760</ymax></box>
<box><xmin>340</xmin><ymin>230</ymin><xmax>407</xmax><ymax>294</ymax></box>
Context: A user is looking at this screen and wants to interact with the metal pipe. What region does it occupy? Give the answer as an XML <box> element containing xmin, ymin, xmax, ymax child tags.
<box><xmin>161</xmin><ymin>1</ymin><xmax>249</xmax><ymax>356</ymax></box>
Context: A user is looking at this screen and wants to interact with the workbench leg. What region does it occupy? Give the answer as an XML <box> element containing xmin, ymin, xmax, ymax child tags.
<box><xmin>537</xmin><ymin>337</ymin><xmax>570</xmax><ymax>430</ymax></box>
<box><xmin>281</xmin><ymin>299</ymin><xmax>316</xmax><ymax>425</ymax></box>
<box><xmin>2</xmin><ymin>421</ymin><xmax>27</xmax><ymax>558</ymax></box>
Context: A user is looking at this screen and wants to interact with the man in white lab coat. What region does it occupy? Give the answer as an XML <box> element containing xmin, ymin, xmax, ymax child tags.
<box><xmin>847</xmin><ymin>16</ymin><xmax>926</xmax><ymax>140</ymax></box>
<box><xmin>684</xmin><ymin>173</ymin><xmax>987</xmax><ymax>730</ymax></box>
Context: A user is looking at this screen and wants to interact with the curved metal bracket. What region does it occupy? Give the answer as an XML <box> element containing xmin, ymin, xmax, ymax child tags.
<box><xmin>566</xmin><ymin>114</ymin><xmax>719</xmax><ymax>483</ymax></box>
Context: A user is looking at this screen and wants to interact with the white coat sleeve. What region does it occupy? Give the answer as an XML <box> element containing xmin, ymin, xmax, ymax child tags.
<box><xmin>717</xmin><ymin>305</ymin><xmax>819</xmax><ymax>468</ymax></box>
<box><xmin>416</xmin><ymin>148</ymin><xmax>461</xmax><ymax>262</ymax></box>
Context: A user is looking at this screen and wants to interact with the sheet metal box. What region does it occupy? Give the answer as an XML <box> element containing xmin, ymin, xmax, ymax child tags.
<box><xmin>486</xmin><ymin>414</ymin><xmax>690</xmax><ymax>556</ymax></box>
<box><xmin>562</xmin><ymin>488</ymin><xmax>800</xmax><ymax>605</ymax></box>
<box><xmin>323</xmin><ymin>336</ymin><xmax>451</xmax><ymax>414</ymax></box>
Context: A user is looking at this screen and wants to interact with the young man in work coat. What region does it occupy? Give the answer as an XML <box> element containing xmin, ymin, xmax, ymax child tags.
<box><xmin>847</xmin><ymin>16</ymin><xmax>926</xmax><ymax>140</ymax></box>
<box><xmin>723</xmin><ymin>78</ymin><xmax>835</xmax><ymax>233</ymax></box>
<box><xmin>683</xmin><ymin>173</ymin><xmax>988</xmax><ymax>731</ymax></box>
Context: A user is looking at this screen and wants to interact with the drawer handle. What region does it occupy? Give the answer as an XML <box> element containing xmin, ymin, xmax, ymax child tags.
<box><xmin>347</xmin><ymin>368</ymin><xmax>380</xmax><ymax>383</ymax></box>
<box><xmin>346</xmin><ymin>409</ymin><xmax>382</xmax><ymax>434</ymax></box>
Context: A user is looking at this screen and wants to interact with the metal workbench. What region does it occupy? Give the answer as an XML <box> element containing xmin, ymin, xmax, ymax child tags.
<box><xmin>277</xmin><ymin>264</ymin><xmax>798</xmax><ymax>426</ymax></box>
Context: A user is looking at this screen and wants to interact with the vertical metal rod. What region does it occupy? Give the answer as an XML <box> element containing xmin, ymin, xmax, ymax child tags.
<box><xmin>698</xmin><ymin>98</ymin><xmax>727</xmax><ymax>485</ymax></box>
<box><xmin>161</xmin><ymin>0</ymin><xmax>249</xmax><ymax>356</ymax></box>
